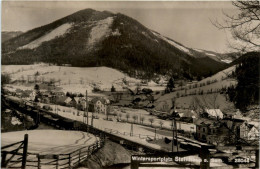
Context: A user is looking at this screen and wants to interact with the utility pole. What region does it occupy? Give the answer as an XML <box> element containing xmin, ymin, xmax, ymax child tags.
<box><xmin>130</xmin><ymin>123</ymin><xmax>133</xmax><ymax>136</ymax></box>
<box><xmin>174</xmin><ymin>118</ymin><xmax>179</xmax><ymax>152</ymax></box>
<box><xmin>172</xmin><ymin>118</ymin><xmax>175</xmax><ymax>152</ymax></box>
<box><xmin>91</xmin><ymin>108</ymin><xmax>94</xmax><ymax>127</ymax></box>
<box><xmin>171</xmin><ymin>109</ymin><xmax>179</xmax><ymax>153</ymax></box>
<box><xmin>154</xmin><ymin>128</ymin><xmax>157</xmax><ymax>140</ymax></box>
<box><xmin>84</xmin><ymin>90</ymin><xmax>89</xmax><ymax>130</ymax></box>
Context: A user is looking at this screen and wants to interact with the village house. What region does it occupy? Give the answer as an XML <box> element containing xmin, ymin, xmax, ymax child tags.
<box><xmin>224</xmin><ymin>118</ymin><xmax>259</xmax><ymax>141</ymax></box>
<box><xmin>90</xmin><ymin>97</ymin><xmax>110</xmax><ymax>114</ymax></box>
<box><xmin>178</xmin><ymin>110</ymin><xmax>197</xmax><ymax>123</ymax></box>
<box><xmin>74</xmin><ymin>97</ymin><xmax>87</xmax><ymax>110</ymax></box>
<box><xmin>194</xmin><ymin>119</ymin><xmax>220</xmax><ymax>143</ymax></box>
<box><xmin>41</xmin><ymin>91</ymin><xmax>53</xmax><ymax>103</ymax></box>
<box><xmin>64</xmin><ymin>97</ymin><xmax>76</xmax><ymax>107</ymax></box>
<box><xmin>246</xmin><ymin>124</ymin><xmax>259</xmax><ymax>140</ymax></box>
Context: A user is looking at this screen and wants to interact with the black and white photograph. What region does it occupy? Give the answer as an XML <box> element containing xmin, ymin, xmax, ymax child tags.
<box><xmin>1</xmin><ymin>1</ymin><xmax>260</xmax><ymax>169</ymax></box>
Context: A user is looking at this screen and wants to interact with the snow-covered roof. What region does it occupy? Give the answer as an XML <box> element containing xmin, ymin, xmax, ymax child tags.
<box><xmin>205</xmin><ymin>109</ymin><xmax>223</xmax><ymax>119</ymax></box>
<box><xmin>64</xmin><ymin>97</ymin><xmax>72</xmax><ymax>104</ymax></box>
<box><xmin>179</xmin><ymin>110</ymin><xmax>197</xmax><ymax>118</ymax></box>
<box><xmin>91</xmin><ymin>97</ymin><xmax>109</xmax><ymax>105</ymax></box>
<box><xmin>74</xmin><ymin>97</ymin><xmax>80</xmax><ymax>104</ymax></box>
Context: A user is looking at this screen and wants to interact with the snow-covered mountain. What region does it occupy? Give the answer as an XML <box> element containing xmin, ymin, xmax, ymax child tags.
<box><xmin>2</xmin><ymin>8</ymin><xmax>228</xmax><ymax>79</ymax></box>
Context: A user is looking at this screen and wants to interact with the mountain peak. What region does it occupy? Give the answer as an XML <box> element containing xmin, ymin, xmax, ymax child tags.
<box><xmin>60</xmin><ymin>8</ymin><xmax>114</xmax><ymax>23</ymax></box>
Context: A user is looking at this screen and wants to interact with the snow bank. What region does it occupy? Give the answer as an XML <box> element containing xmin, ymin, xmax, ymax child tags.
<box><xmin>19</xmin><ymin>23</ymin><xmax>72</xmax><ymax>49</ymax></box>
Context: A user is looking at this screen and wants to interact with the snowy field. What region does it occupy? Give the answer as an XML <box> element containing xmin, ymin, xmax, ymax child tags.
<box><xmin>155</xmin><ymin>65</ymin><xmax>237</xmax><ymax>111</ymax></box>
<box><xmin>2</xmin><ymin>130</ymin><xmax>99</xmax><ymax>168</ymax></box>
<box><xmin>2</xmin><ymin>64</ymin><xmax>166</xmax><ymax>95</ymax></box>
<box><xmin>2</xmin><ymin>130</ymin><xmax>97</xmax><ymax>154</ymax></box>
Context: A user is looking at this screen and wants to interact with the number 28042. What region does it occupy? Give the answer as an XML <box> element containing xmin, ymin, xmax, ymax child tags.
<box><xmin>235</xmin><ymin>158</ymin><xmax>249</xmax><ymax>163</ymax></box>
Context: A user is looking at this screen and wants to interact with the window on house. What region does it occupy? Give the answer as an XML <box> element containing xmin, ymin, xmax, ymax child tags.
<box><xmin>203</xmin><ymin>128</ymin><xmax>205</xmax><ymax>132</ymax></box>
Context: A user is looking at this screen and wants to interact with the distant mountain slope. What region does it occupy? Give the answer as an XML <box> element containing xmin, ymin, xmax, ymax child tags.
<box><xmin>2</xmin><ymin>9</ymin><xmax>228</xmax><ymax>80</ymax></box>
<box><xmin>2</xmin><ymin>31</ymin><xmax>23</xmax><ymax>42</ymax></box>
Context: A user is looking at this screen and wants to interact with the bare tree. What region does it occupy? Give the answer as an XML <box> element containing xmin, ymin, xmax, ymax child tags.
<box><xmin>148</xmin><ymin>118</ymin><xmax>154</xmax><ymax>127</ymax></box>
<box><xmin>132</xmin><ymin>115</ymin><xmax>138</xmax><ymax>123</ymax></box>
<box><xmin>126</xmin><ymin>113</ymin><xmax>130</xmax><ymax>122</ymax></box>
<box><xmin>159</xmin><ymin>121</ymin><xmax>164</xmax><ymax>128</ymax></box>
<box><xmin>213</xmin><ymin>1</ymin><xmax>260</xmax><ymax>52</ymax></box>
<box><xmin>140</xmin><ymin>116</ymin><xmax>145</xmax><ymax>124</ymax></box>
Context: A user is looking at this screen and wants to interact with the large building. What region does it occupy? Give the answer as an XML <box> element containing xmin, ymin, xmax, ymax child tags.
<box><xmin>90</xmin><ymin>97</ymin><xmax>110</xmax><ymax>114</ymax></box>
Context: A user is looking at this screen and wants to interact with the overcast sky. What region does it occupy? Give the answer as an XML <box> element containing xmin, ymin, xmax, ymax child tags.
<box><xmin>2</xmin><ymin>1</ymin><xmax>237</xmax><ymax>53</ymax></box>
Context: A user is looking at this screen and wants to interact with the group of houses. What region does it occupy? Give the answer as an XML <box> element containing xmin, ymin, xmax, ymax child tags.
<box><xmin>63</xmin><ymin>96</ymin><xmax>110</xmax><ymax>114</ymax></box>
<box><xmin>22</xmin><ymin>90</ymin><xmax>110</xmax><ymax>115</ymax></box>
<box><xmin>195</xmin><ymin>109</ymin><xmax>259</xmax><ymax>145</ymax></box>
<box><xmin>41</xmin><ymin>91</ymin><xmax>110</xmax><ymax>115</ymax></box>
<box><xmin>157</xmin><ymin>103</ymin><xmax>259</xmax><ymax>145</ymax></box>
<box><xmin>6</xmin><ymin>87</ymin><xmax>111</xmax><ymax>115</ymax></box>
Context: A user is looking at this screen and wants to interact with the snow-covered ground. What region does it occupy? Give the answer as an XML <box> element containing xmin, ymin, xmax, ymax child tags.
<box><xmin>19</xmin><ymin>23</ymin><xmax>72</xmax><ymax>49</ymax></box>
<box><xmin>2</xmin><ymin>64</ymin><xmax>166</xmax><ymax>95</ymax></box>
<box><xmin>155</xmin><ymin>65</ymin><xmax>237</xmax><ymax>111</ymax></box>
<box><xmin>2</xmin><ymin>130</ymin><xmax>99</xmax><ymax>169</ymax></box>
<box><xmin>2</xmin><ymin>130</ymin><xmax>97</xmax><ymax>154</ymax></box>
<box><xmin>36</xmin><ymin>102</ymin><xmax>196</xmax><ymax>152</ymax></box>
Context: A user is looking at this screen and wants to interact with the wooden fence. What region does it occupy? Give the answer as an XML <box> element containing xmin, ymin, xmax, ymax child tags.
<box><xmin>2</xmin><ymin>138</ymin><xmax>104</xmax><ymax>169</ymax></box>
<box><xmin>1</xmin><ymin>134</ymin><xmax>28</xmax><ymax>169</ymax></box>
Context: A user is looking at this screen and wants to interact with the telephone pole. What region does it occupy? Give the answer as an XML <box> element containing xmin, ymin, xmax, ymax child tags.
<box><xmin>130</xmin><ymin>123</ymin><xmax>133</xmax><ymax>136</ymax></box>
<box><xmin>84</xmin><ymin>90</ymin><xmax>89</xmax><ymax>129</ymax></box>
<box><xmin>171</xmin><ymin>110</ymin><xmax>179</xmax><ymax>153</ymax></box>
